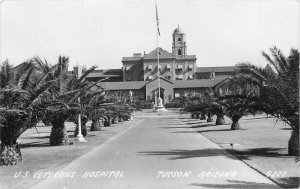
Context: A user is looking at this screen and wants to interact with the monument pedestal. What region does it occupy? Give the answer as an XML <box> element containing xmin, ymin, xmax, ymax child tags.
<box><xmin>153</xmin><ymin>97</ymin><xmax>167</xmax><ymax>112</ymax></box>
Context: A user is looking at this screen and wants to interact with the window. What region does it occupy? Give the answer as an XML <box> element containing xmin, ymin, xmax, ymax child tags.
<box><xmin>177</xmin><ymin>75</ymin><xmax>183</xmax><ymax>80</ymax></box>
<box><xmin>158</xmin><ymin>65</ymin><xmax>162</xmax><ymax>70</ymax></box>
<box><xmin>177</xmin><ymin>65</ymin><xmax>183</xmax><ymax>69</ymax></box>
<box><xmin>188</xmin><ymin>65</ymin><xmax>193</xmax><ymax>70</ymax></box>
<box><xmin>178</xmin><ymin>49</ymin><xmax>182</xmax><ymax>55</ymax></box>
<box><xmin>178</xmin><ymin>38</ymin><xmax>181</xmax><ymax>42</ymax></box>
<box><xmin>175</xmin><ymin>93</ymin><xmax>180</xmax><ymax>98</ymax></box>
<box><xmin>166</xmin><ymin>64</ymin><xmax>171</xmax><ymax>69</ymax></box>
<box><xmin>148</xmin><ymin>65</ymin><xmax>152</xmax><ymax>70</ymax></box>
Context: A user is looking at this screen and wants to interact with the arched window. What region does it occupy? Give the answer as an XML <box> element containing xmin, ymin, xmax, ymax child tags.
<box><xmin>178</xmin><ymin>49</ymin><xmax>182</xmax><ymax>55</ymax></box>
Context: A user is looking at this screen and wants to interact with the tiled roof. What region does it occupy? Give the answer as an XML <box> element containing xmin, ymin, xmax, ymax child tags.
<box><xmin>99</xmin><ymin>77</ymin><xmax>230</xmax><ymax>90</ymax></box>
<box><xmin>100</xmin><ymin>81</ymin><xmax>148</xmax><ymax>90</ymax></box>
<box><xmin>196</xmin><ymin>66</ymin><xmax>236</xmax><ymax>73</ymax></box>
<box><xmin>86</xmin><ymin>69</ymin><xmax>122</xmax><ymax>78</ymax></box>
<box><xmin>173</xmin><ymin>77</ymin><xmax>230</xmax><ymax>88</ymax></box>
<box><xmin>143</xmin><ymin>48</ymin><xmax>175</xmax><ymax>60</ymax></box>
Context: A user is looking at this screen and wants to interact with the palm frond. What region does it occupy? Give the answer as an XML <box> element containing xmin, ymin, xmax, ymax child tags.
<box><xmin>17</xmin><ymin>64</ymin><xmax>35</xmax><ymax>90</ymax></box>
<box><xmin>77</xmin><ymin>66</ymin><xmax>97</xmax><ymax>83</ymax></box>
<box><xmin>0</xmin><ymin>59</ymin><xmax>13</xmax><ymax>88</ymax></box>
<box><xmin>31</xmin><ymin>80</ymin><xmax>55</xmax><ymax>101</ymax></box>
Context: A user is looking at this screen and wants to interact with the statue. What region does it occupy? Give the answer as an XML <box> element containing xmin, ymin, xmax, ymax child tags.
<box><xmin>129</xmin><ymin>90</ymin><xmax>133</xmax><ymax>103</ymax></box>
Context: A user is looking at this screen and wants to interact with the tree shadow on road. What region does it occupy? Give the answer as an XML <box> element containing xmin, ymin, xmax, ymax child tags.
<box><xmin>171</xmin><ymin>131</ymin><xmax>199</xmax><ymax>134</ymax></box>
<box><xmin>20</xmin><ymin>141</ymin><xmax>50</xmax><ymax>148</ymax></box>
<box><xmin>139</xmin><ymin>147</ymin><xmax>289</xmax><ymax>161</ymax></box>
<box><xmin>181</xmin><ymin>120</ymin><xmax>204</xmax><ymax>123</ymax></box>
<box><xmin>280</xmin><ymin>128</ymin><xmax>292</xmax><ymax>130</ymax></box>
<box><xmin>168</xmin><ymin>117</ymin><xmax>187</xmax><ymax>120</ymax></box>
<box><xmin>138</xmin><ymin>148</ymin><xmax>229</xmax><ymax>160</ymax></box>
<box><xmin>190</xmin><ymin>123</ymin><xmax>219</xmax><ymax>128</ymax></box>
<box><xmin>165</xmin><ymin>122</ymin><xmax>217</xmax><ymax>128</ymax></box>
<box><xmin>198</xmin><ymin>129</ymin><xmax>232</xmax><ymax>133</ymax></box>
<box><xmin>160</xmin><ymin>126</ymin><xmax>189</xmax><ymax>129</ymax></box>
<box><xmin>226</xmin><ymin>148</ymin><xmax>291</xmax><ymax>161</ymax></box>
<box><xmin>167</xmin><ymin>123</ymin><xmax>189</xmax><ymax>125</ymax></box>
<box><xmin>276</xmin><ymin>177</ymin><xmax>300</xmax><ymax>188</ymax></box>
<box><xmin>185</xmin><ymin>122</ymin><xmax>208</xmax><ymax>125</ymax></box>
<box><xmin>190</xmin><ymin>180</ymin><xmax>280</xmax><ymax>188</ymax></box>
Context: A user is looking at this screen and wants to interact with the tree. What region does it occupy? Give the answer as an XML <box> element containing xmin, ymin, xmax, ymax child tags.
<box><xmin>40</xmin><ymin>56</ymin><xmax>102</xmax><ymax>145</ymax></box>
<box><xmin>101</xmin><ymin>92</ymin><xmax>136</xmax><ymax>124</ymax></box>
<box><xmin>201</xmin><ymin>90</ymin><xmax>216</xmax><ymax>123</ymax></box>
<box><xmin>72</xmin><ymin>90</ymin><xmax>106</xmax><ymax>136</ymax></box>
<box><xmin>215</xmin><ymin>77</ymin><xmax>260</xmax><ymax>130</ymax></box>
<box><xmin>89</xmin><ymin>107</ymin><xmax>106</xmax><ymax>131</ymax></box>
<box><xmin>218</xmin><ymin>95</ymin><xmax>257</xmax><ymax>130</ymax></box>
<box><xmin>210</xmin><ymin>102</ymin><xmax>226</xmax><ymax>125</ymax></box>
<box><xmin>181</xmin><ymin>90</ymin><xmax>225</xmax><ymax>124</ymax></box>
<box><xmin>235</xmin><ymin>47</ymin><xmax>299</xmax><ymax>155</ymax></box>
<box><xmin>173</xmin><ymin>96</ymin><xmax>192</xmax><ymax>108</ymax></box>
<box><xmin>0</xmin><ymin>59</ymin><xmax>54</xmax><ymax>165</ymax></box>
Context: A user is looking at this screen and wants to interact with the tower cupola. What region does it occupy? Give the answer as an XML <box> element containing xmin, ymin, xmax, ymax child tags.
<box><xmin>172</xmin><ymin>25</ymin><xmax>187</xmax><ymax>56</ymax></box>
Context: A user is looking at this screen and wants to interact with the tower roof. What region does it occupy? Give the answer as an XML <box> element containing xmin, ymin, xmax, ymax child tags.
<box><xmin>173</xmin><ymin>26</ymin><xmax>184</xmax><ymax>34</ymax></box>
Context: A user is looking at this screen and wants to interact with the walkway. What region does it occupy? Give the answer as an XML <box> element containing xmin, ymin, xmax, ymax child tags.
<box><xmin>31</xmin><ymin>110</ymin><xmax>279</xmax><ymax>189</ymax></box>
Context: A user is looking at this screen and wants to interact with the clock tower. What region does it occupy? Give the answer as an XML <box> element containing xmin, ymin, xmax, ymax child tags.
<box><xmin>172</xmin><ymin>26</ymin><xmax>187</xmax><ymax>56</ymax></box>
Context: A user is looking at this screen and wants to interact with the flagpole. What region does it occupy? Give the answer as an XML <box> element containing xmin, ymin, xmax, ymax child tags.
<box><xmin>157</xmin><ymin>20</ymin><xmax>160</xmax><ymax>107</ymax></box>
<box><xmin>156</xmin><ymin>0</ymin><xmax>161</xmax><ymax>107</ymax></box>
<box><xmin>154</xmin><ymin>0</ymin><xmax>166</xmax><ymax>111</ymax></box>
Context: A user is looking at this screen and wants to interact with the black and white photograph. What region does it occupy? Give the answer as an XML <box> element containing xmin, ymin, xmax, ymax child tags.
<box><xmin>0</xmin><ymin>0</ymin><xmax>299</xmax><ymax>188</ymax></box>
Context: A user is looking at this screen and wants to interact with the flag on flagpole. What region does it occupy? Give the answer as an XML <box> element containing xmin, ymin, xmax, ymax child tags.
<box><xmin>156</xmin><ymin>2</ymin><xmax>160</xmax><ymax>36</ymax></box>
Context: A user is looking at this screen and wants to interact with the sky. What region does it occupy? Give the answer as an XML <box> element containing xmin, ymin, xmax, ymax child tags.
<box><xmin>0</xmin><ymin>0</ymin><xmax>299</xmax><ymax>70</ymax></box>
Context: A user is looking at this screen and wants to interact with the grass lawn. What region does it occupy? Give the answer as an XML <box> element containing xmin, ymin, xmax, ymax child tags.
<box><xmin>181</xmin><ymin>114</ymin><xmax>299</xmax><ymax>188</ymax></box>
<box><xmin>0</xmin><ymin>118</ymin><xmax>143</xmax><ymax>189</ymax></box>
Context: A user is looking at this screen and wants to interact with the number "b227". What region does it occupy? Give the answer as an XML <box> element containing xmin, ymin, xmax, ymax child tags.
<box><xmin>266</xmin><ymin>171</ymin><xmax>287</xmax><ymax>178</ymax></box>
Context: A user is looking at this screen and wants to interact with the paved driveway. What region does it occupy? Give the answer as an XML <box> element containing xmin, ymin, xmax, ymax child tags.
<box><xmin>31</xmin><ymin>110</ymin><xmax>279</xmax><ymax>189</ymax></box>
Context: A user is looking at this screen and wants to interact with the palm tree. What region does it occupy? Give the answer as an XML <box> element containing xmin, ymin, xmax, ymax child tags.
<box><xmin>174</xmin><ymin>96</ymin><xmax>192</xmax><ymax>108</ymax></box>
<box><xmin>89</xmin><ymin>107</ymin><xmax>106</xmax><ymax>131</ymax></box>
<box><xmin>202</xmin><ymin>90</ymin><xmax>216</xmax><ymax>123</ymax></box>
<box><xmin>183</xmin><ymin>90</ymin><xmax>222</xmax><ymax>124</ymax></box>
<box><xmin>0</xmin><ymin>59</ymin><xmax>54</xmax><ymax>165</ymax></box>
<box><xmin>210</xmin><ymin>102</ymin><xmax>226</xmax><ymax>125</ymax></box>
<box><xmin>218</xmin><ymin>94</ymin><xmax>257</xmax><ymax>130</ymax></box>
<box><xmin>39</xmin><ymin>56</ymin><xmax>102</xmax><ymax>145</ymax></box>
<box><xmin>215</xmin><ymin>76</ymin><xmax>260</xmax><ymax>130</ymax></box>
<box><xmin>235</xmin><ymin>47</ymin><xmax>299</xmax><ymax>156</ymax></box>
<box><xmin>72</xmin><ymin>78</ymin><xmax>107</xmax><ymax>136</ymax></box>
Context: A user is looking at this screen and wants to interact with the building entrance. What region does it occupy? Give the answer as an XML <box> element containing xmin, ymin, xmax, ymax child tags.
<box><xmin>154</xmin><ymin>88</ymin><xmax>165</xmax><ymax>106</ymax></box>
